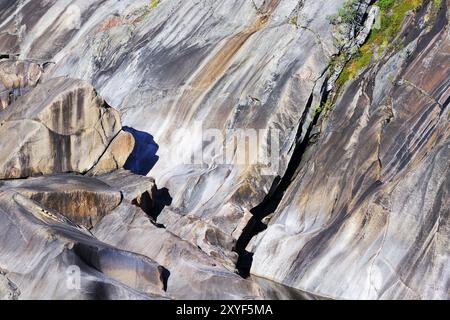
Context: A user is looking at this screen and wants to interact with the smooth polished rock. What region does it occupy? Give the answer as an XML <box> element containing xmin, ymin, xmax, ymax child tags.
<box><xmin>89</xmin><ymin>130</ymin><xmax>136</xmax><ymax>176</ymax></box>
<box><xmin>0</xmin><ymin>59</ymin><xmax>43</xmax><ymax>109</ymax></box>
<box><xmin>0</xmin><ymin>0</ymin><xmax>448</xmax><ymax>300</ymax></box>
<box><xmin>0</xmin><ymin>187</ymin><xmax>169</xmax><ymax>300</ymax></box>
<box><xmin>0</xmin><ymin>0</ymin><xmax>348</xmax><ymax>264</ymax></box>
<box><xmin>93</xmin><ymin>170</ymin><xmax>265</xmax><ymax>300</ymax></box>
<box><xmin>1</xmin><ymin>174</ymin><xmax>123</xmax><ymax>229</ymax></box>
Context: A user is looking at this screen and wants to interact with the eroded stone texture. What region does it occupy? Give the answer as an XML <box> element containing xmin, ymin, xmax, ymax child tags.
<box><xmin>0</xmin><ymin>0</ymin><xmax>356</xmax><ymax>266</ymax></box>
<box><xmin>251</xmin><ymin>3</ymin><xmax>450</xmax><ymax>300</ymax></box>
<box><xmin>0</xmin><ymin>0</ymin><xmax>448</xmax><ymax>301</ymax></box>
<box><xmin>93</xmin><ymin>170</ymin><xmax>265</xmax><ymax>299</ymax></box>
<box><xmin>0</xmin><ymin>188</ymin><xmax>169</xmax><ymax>300</ymax></box>
<box><xmin>0</xmin><ymin>271</ymin><xmax>20</xmax><ymax>300</ymax></box>
<box><xmin>92</xmin><ymin>200</ymin><xmax>265</xmax><ymax>300</ymax></box>
<box><xmin>0</xmin><ymin>168</ymin><xmax>269</xmax><ymax>300</ymax></box>
<box><xmin>0</xmin><ymin>59</ymin><xmax>43</xmax><ymax>109</ymax></box>
<box><xmin>1</xmin><ymin>174</ymin><xmax>123</xmax><ymax>229</ymax></box>
<box><xmin>0</xmin><ymin>77</ymin><xmax>123</xmax><ymax>179</ymax></box>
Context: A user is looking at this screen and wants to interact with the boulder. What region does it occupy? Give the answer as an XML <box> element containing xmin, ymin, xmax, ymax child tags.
<box><xmin>0</xmin><ymin>77</ymin><xmax>124</xmax><ymax>179</ymax></box>
<box><xmin>2</xmin><ymin>174</ymin><xmax>123</xmax><ymax>229</ymax></box>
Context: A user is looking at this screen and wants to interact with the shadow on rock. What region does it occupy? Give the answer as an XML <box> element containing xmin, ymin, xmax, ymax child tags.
<box><xmin>132</xmin><ymin>187</ymin><xmax>173</xmax><ymax>228</ymax></box>
<box><xmin>123</xmin><ymin>126</ymin><xmax>159</xmax><ymax>176</ymax></box>
<box><xmin>153</xmin><ymin>187</ymin><xmax>173</xmax><ymax>220</ymax></box>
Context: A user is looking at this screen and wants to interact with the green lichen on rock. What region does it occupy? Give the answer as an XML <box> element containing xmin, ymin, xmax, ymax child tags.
<box><xmin>336</xmin><ymin>0</ymin><xmax>425</xmax><ymax>85</ymax></box>
<box><xmin>132</xmin><ymin>0</ymin><xmax>160</xmax><ymax>24</ymax></box>
<box><xmin>289</xmin><ymin>16</ymin><xmax>298</xmax><ymax>26</ymax></box>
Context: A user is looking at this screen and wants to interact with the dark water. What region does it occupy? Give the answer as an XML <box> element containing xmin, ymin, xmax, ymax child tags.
<box><xmin>251</xmin><ymin>276</ymin><xmax>328</xmax><ymax>300</ymax></box>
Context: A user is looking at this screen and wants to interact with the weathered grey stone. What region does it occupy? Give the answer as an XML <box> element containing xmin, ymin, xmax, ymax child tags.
<box><xmin>0</xmin><ymin>59</ymin><xmax>43</xmax><ymax>109</ymax></box>
<box><xmin>93</xmin><ymin>170</ymin><xmax>265</xmax><ymax>300</ymax></box>
<box><xmin>2</xmin><ymin>0</ymin><xmax>348</xmax><ymax>264</ymax></box>
<box><xmin>0</xmin><ymin>271</ymin><xmax>20</xmax><ymax>300</ymax></box>
<box><xmin>251</xmin><ymin>4</ymin><xmax>450</xmax><ymax>300</ymax></box>
<box><xmin>0</xmin><ymin>77</ymin><xmax>122</xmax><ymax>179</ymax></box>
<box><xmin>0</xmin><ymin>0</ymin><xmax>448</xmax><ymax>301</ymax></box>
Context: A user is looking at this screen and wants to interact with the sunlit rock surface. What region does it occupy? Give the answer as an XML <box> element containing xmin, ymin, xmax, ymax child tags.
<box><xmin>0</xmin><ymin>73</ymin><xmax>266</xmax><ymax>299</ymax></box>
<box><xmin>0</xmin><ymin>77</ymin><xmax>124</xmax><ymax>179</ymax></box>
<box><xmin>0</xmin><ymin>0</ymin><xmax>448</xmax><ymax>300</ymax></box>
<box><xmin>93</xmin><ymin>170</ymin><xmax>264</xmax><ymax>300</ymax></box>
<box><xmin>0</xmin><ymin>187</ymin><xmax>169</xmax><ymax>300</ymax></box>
<box><xmin>0</xmin><ymin>170</ymin><xmax>264</xmax><ymax>299</ymax></box>
<box><xmin>251</xmin><ymin>2</ymin><xmax>450</xmax><ymax>299</ymax></box>
<box><xmin>0</xmin><ymin>59</ymin><xmax>43</xmax><ymax>109</ymax></box>
<box><xmin>1</xmin><ymin>0</ymin><xmax>351</xmax><ymax>268</ymax></box>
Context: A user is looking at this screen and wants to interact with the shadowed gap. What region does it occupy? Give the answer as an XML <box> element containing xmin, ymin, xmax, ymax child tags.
<box><xmin>234</xmin><ymin>86</ymin><xmax>329</xmax><ymax>278</ymax></box>
<box><xmin>123</xmin><ymin>126</ymin><xmax>159</xmax><ymax>176</ymax></box>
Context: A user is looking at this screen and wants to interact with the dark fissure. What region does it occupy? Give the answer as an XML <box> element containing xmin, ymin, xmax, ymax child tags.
<box><xmin>234</xmin><ymin>82</ymin><xmax>330</xmax><ymax>278</ymax></box>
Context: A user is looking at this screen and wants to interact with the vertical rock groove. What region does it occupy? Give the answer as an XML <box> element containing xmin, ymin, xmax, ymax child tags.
<box><xmin>235</xmin><ymin>84</ymin><xmax>329</xmax><ymax>277</ymax></box>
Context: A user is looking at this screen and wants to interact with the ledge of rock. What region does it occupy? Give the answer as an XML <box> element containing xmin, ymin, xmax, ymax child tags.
<box><xmin>0</xmin><ymin>60</ymin><xmax>43</xmax><ymax>109</ymax></box>
<box><xmin>1</xmin><ymin>0</ymin><xmax>446</xmax><ymax>301</ymax></box>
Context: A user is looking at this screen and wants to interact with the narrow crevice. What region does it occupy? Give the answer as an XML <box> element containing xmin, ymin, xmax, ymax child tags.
<box><xmin>73</xmin><ymin>243</ymin><xmax>170</xmax><ymax>295</ymax></box>
<box><xmin>234</xmin><ymin>81</ymin><xmax>330</xmax><ymax>278</ymax></box>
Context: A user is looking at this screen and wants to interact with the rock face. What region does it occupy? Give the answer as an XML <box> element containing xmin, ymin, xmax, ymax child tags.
<box><xmin>89</xmin><ymin>130</ymin><xmax>136</xmax><ymax>176</ymax></box>
<box><xmin>12</xmin><ymin>0</ymin><xmax>350</xmax><ymax>270</ymax></box>
<box><xmin>0</xmin><ymin>77</ymin><xmax>126</xmax><ymax>179</ymax></box>
<box><xmin>0</xmin><ymin>0</ymin><xmax>448</xmax><ymax>300</ymax></box>
<box><xmin>251</xmin><ymin>2</ymin><xmax>450</xmax><ymax>299</ymax></box>
<box><xmin>0</xmin><ymin>188</ymin><xmax>169</xmax><ymax>300</ymax></box>
<box><xmin>0</xmin><ymin>67</ymin><xmax>265</xmax><ymax>300</ymax></box>
<box><xmin>93</xmin><ymin>170</ymin><xmax>264</xmax><ymax>300</ymax></box>
<box><xmin>0</xmin><ymin>59</ymin><xmax>43</xmax><ymax>109</ymax></box>
<box><xmin>2</xmin><ymin>175</ymin><xmax>123</xmax><ymax>229</ymax></box>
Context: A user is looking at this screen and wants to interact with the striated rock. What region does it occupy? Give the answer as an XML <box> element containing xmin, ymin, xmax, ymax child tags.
<box><xmin>0</xmin><ymin>168</ymin><xmax>269</xmax><ymax>299</ymax></box>
<box><xmin>0</xmin><ymin>0</ymin><xmax>447</xmax><ymax>301</ymax></box>
<box><xmin>0</xmin><ymin>0</ymin><xmax>350</xmax><ymax>265</ymax></box>
<box><xmin>96</xmin><ymin>169</ymin><xmax>156</xmax><ymax>201</ymax></box>
<box><xmin>0</xmin><ymin>59</ymin><xmax>43</xmax><ymax>109</ymax></box>
<box><xmin>0</xmin><ymin>271</ymin><xmax>20</xmax><ymax>300</ymax></box>
<box><xmin>251</xmin><ymin>2</ymin><xmax>450</xmax><ymax>300</ymax></box>
<box><xmin>0</xmin><ymin>77</ymin><xmax>123</xmax><ymax>179</ymax></box>
<box><xmin>93</xmin><ymin>203</ymin><xmax>265</xmax><ymax>299</ymax></box>
<box><xmin>1</xmin><ymin>174</ymin><xmax>123</xmax><ymax>229</ymax></box>
<box><xmin>0</xmin><ymin>188</ymin><xmax>169</xmax><ymax>300</ymax></box>
<box><xmin>158</xmin><ymin>208</ymin><xmax>240</xmax><ymax>271</ymax></box>
<box><xmin>94</xmin><ymin>170</ymin><xmax>265</xmax><ymax>299</ymax></box>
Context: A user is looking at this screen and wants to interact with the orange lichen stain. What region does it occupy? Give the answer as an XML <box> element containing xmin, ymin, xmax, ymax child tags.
<box><xmin>96</xmin><ymin>16</ymin><xmax>125</xmax><ymax>33</ymax></box>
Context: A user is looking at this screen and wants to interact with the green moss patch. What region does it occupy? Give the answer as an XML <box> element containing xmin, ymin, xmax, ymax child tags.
<box><xmin>336</xmin><ymin>0</ymin><xmax>424</xmax><ymax>85</ymax></box>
